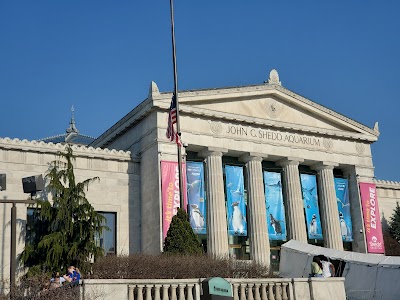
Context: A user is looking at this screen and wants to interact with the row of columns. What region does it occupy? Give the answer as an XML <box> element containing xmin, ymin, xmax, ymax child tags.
<box><xmin>198</xmin><ymin>148</ymin><xmax>344</xmax><ymax>266</ymax></box>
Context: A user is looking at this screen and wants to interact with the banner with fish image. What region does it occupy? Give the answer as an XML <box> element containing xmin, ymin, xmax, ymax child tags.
<box><xmin>300</xmin><ymin>174</ymin><xmax>323</xmax><ymax>240</ymax></box>
<box><xmin>225</xmin><ymin>165</ymin><xmax>247</xmax><ymax>236</ymax></box>
<box><xmin>334</xmin><ymin>178</ymin><xmax>353</xmax><ymax>242</ymax></box>
<box><xmin>161</xmin><ymin>161</ymin><xmax>187</xmax><ymax>240</ymax></box>
<box><xmin>264</xmin><ymin>171</ymin><xmax>287</xmax><ymax>241</ymax></box>
<box><xmin>186</xmin><ymin>161</ymin><xmax>206</xmax><ymax>235</ymax></box>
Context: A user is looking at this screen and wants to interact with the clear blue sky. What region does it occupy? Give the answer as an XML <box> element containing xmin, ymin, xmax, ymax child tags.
<box><xmin>0</xmin><ymin>1</ymin><xmax>399</xmax><ymax>181</ymax></box>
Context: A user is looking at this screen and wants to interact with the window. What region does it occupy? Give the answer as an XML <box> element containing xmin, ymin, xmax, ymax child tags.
<box><xmin>96</xmin><ymin>212</ymin><xmax>116</xmax><ymax>256</ymax></box>
<box><xmin>26</xmin><ymin>208</ymin><xmax>36</xmax><ymax>245</ymax></box>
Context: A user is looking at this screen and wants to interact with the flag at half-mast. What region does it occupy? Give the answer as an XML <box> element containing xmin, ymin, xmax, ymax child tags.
<box><xmin>166</xmin><ymin>93</ymin><xmax>181</xmax><ymax>145</ymax></box>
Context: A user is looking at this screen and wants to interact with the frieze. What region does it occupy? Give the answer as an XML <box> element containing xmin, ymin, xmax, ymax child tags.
<box><xmin>221</xmin><ymin>124</ymin><xmax>322</xmax><ymax>147</ymax></box>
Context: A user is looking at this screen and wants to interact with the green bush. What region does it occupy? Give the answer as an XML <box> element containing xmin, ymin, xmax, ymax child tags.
<box><xmin>163</xmin><ymin>208</ymin><xmax>203</xmax><ymax>254</ymax></box>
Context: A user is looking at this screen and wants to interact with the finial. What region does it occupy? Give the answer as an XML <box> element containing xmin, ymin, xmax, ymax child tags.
<box><xmin>148</xmin><ymin>81</ymin><xmax>160</xmax><ymax>99</ymax></box>
<box><xmin>267</xmin><ymin>69</ymin><xmax>281</xmax><ymax>85</ymax></box>
<box><xmin>66</xmin><ymin>105</ymin><xmax>79</xmax><ymax>134</ymax></box>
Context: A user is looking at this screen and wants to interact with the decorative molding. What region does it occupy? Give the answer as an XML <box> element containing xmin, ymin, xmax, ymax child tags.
<box><xmin>209</xmin><ymin>121</ymin><xmax>223</xmax><ymax>135</ymax></box>
<box><xmin>355</xmin><ymin>143</ymin><xmax>365</xmax><ymax>154</ymax></box>
<box><xmin>87</xmin><ymin>158</ymin><xmax>93</xmax><ymax>170</ymax></box>
<box><xmin>375</xmin><ymin>179</ymin><xmax>400</xmax><ymax>190</ymax></box>
<box><xmin>266</xmin><ymin>99</ymin><xmax>281</xmax><ymax>118</ymax></box>
<box><xmin>0</xmin><ymin>137</ymin><xmax>131</xmax><ymax>161</ymax></box>
<box><xmin>323</xmin><ymin>138</ymin><xmax>334</xmax><ymax>150</ymax></box>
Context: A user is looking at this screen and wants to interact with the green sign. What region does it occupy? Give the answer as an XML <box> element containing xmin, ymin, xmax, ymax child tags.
<box><xmin>205</xmin><ymin>277</ymin><xmax>232</xmax><ymax>297</ymax></box>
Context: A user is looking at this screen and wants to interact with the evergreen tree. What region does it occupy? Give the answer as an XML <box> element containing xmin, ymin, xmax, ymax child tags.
<box><xmin>389</xmin><ymin>202</ymin><xmax>400</xmax><ymax>243</ymax></box>
<box><xmin>164</xmin><ymin>208</ymin><xmax>203</xmax><ymax>254</ymax></box>
<box><xmin>20</xmin><ymin>146</ymin><xmax>106</xmax><ymax>274</ymax></box>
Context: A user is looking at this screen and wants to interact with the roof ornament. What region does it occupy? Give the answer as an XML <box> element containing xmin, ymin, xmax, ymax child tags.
<box><xmin>373</xmin><ymin>121</ymin><xmax>380</xmax><ymax>133</ymax></box>
<box><xmin>267</xmin><ymin>69</ymin><xmax>281</xmax><ymax>86</ymax></box>
<box><xmin>65</xmin><ymin>105</ymin><xmax>79</xmax><ymax>143</ymax></box>
<box><xmin>148</xmin><ymin>81</ymin><xmax>160</xmax><ymax>99</ymax></box>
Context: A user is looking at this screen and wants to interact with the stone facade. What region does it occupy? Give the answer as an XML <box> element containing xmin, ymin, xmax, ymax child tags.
<box><xmin>91</xmin><ymin>72</ymin><xmax>389</xmax><ymax>257</ymax></box>
<box><xmin>0</xmin><ymin>138</ymin><xmax>136</xmax><ymax>290</ymax></box>
<box><xmin>1</xmin><ymin>70</ymin><xmax>400</xmax><ymax>291</ymax></box>
<box><xmin>376</xmin><ymin>180</ymin><xmax>400</xmax><ymax>230</ymax></box>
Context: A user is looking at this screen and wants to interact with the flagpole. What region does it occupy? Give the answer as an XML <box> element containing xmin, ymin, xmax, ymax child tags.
<box><xmin>169</xmin><ymin>0</ymin><xmax>185</xmax><ymax>211</ymax></box>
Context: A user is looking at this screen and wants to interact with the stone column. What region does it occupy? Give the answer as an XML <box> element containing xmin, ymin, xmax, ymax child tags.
<box><xmin>199</xmin><ymin>147</ymin><xmax>229</xmax><ymax>257</ymax></box>
<box><xmin>276</xmin><ymin>158</ymin><xmax>308</xmax><ymax>242</ymax></box>
<box><xmin>312</xmin><ymin>163</ymin><xmax>343</xmax><ymax>250</ymax></box>
<box><xmin>343</xmin><ymin>166</ymin><xmax>368</xmax><ymax>253</ymax></box>
<box><xmin>240</xmin><ymin>153</ymin><xmax>270</xmax><ymax>266</ymax></box>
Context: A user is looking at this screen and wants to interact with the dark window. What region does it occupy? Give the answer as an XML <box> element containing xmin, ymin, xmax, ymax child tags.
<box><xmin>97</xmin><ymin>212</ymin><xmax>116</xmax><ymax>255</ymax></box>
<box><xmin>26</xmin><ymin>208</ymin><xmax>36</xmax><ymax>245</ymax></box>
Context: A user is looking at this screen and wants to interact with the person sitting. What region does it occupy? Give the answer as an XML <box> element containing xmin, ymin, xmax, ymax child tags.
<box><xmin>311</xmin><ymin>256</ymin><xmax>324</xmax><ymax>277</ymax></box>
<box><xmin>318</xmin><ymin>255</ymin><xmax>335</xmax><ymax>277</ymax></box>
<box><xmin>50</xmin><ymin>271</ymin><xmax>65</xmax><ymax>289</ymax></box>
<box><xmin>63</xmin><ymin>265</ymin><xmax>81</xmax><ymax>286</ymax></box>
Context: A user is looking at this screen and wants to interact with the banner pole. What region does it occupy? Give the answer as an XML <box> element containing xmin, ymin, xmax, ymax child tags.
<box><xmin>169</xmin><ymin>0</ymin><xmax>185</xmax><ymax>210</ymax></box>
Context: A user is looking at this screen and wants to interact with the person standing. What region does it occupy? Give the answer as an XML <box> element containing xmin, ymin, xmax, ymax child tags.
<box><xmin>319</xmin><ymin>255</ymin><xmax>335</xmax><ymax>277</ymax></box>
<box><xmin>311</xmin><ymin>256</ymin><xmax>324</xmax><ymax>277</ymax></box>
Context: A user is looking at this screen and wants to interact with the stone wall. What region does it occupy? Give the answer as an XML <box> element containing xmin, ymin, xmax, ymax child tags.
<box><xmin>376</xmin><ymin>179</ymin><xmax>400</xmax><ymax>230</ymax></box>
<box><xmin>0</xmin><ymin>138</ymin><xmax>136</xmax><ymax>292</ymax></box>
<box><xmin>81</xmin><ymin>277</ymin><xmax>346</xmax><ymax>300</ymax></box>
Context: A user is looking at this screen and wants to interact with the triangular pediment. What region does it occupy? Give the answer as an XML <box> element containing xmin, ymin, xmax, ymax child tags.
<box><xmin>174</xmin><ymin>84</ymin><xmax>378</xmax><ymax>141</ymax></box>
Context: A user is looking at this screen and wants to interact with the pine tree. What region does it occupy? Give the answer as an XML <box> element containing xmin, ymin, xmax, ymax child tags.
<box><xmin>388</xmin><ymin>202</ymin><xmax>400</xmax><ymax>243</ymax></box>
<box><xmin>20</xmin><ymin>145</ymin><xmax>106</xmax><ymax>274</ymax></box>
<box><xmin>164</xmin><ymin>208</ymin><xmax>203</xmax><ymax>254</ymax></box>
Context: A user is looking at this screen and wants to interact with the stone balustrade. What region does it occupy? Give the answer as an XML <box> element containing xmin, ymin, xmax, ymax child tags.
<box><xmin>126</xmin><ymin>278</ymin><xmax>292</xmax><ymax>300</ymax></box>
<box><xmin>81</xmin><ymin>277</ymin><xmax>346</xmax><ymax>300</ymax></box>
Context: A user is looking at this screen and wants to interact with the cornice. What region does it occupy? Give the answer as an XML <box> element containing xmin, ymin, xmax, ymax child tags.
<box><xmin>375</xmin><ymin>179</ymin><xmax>400</xmax><ymax>190</ymax></box>
<box><xmin>0</xmin><ymin>137</ymin><xmax>131</xmax><ymax>161</ymax></box>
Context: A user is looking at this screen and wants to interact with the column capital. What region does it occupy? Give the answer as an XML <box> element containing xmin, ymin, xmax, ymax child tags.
<box><xmin>239</xmin><ymin>152</ymin><xmax>267</xmax><ymax>163</ymax></box>
<box><xmin>198</xmin><ymin>147</ymin><xmax>228</xmax><ymax>158</ymax></box>
<box><xmin>276</xmin><ymin>157</ymin><xmax>304</xmax><ymax>167</ymax></box>
<box><xmin>311</xmin><ymin>161</ymin><xmax>339</xmax><ymax>171</ymax></box>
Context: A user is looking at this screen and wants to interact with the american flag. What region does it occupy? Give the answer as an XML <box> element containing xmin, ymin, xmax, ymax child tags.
<box><xmin>166</xmin><ymin>94</ymin><xmax>181</xmax><ymax>145</ymax></box>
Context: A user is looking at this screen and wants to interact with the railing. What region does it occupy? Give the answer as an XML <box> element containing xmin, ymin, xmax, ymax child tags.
<box><xmin>127</xmin><ymin>279</ymin><xmax>293</xmax><ymax>300</ymax></box>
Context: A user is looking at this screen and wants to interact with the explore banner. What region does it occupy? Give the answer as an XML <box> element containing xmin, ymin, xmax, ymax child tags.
<box><xmin>186</xmin><ymin>161</ymin><xmax>206</xmax><ymax>234</ymax></box>
<box><xmin>264</xmin><ymin>171</ymin><xmax>287</xmax><ymax>241</ymax></box>
<box><xmin>334</xmin><ymin>178</ymin><xmax>353</xmax><ymax>242</ymax></box>
<box><xmin>225</xmin><ymin>165</ymin><xmax>247</xmax><ymax>236</ymax></box>
<box><xmin>359</xmin><ymin>182</ymin><xmax>385</xmax><ymax>254</ymax></box>
<box><xmin>300</xmin><ymin>174</ymin><xmax>323</xmax><ymax>240</ymax></box>
<box><xmin>161</xmin><ymin>161</ymin><xmax>187</xmax><ymax>239</ymax></box>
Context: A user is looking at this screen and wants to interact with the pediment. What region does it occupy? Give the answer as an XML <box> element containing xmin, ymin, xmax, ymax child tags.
<box><xmin>176</xmin><ymin>85</ymin><xmax>378</xmax><ymax>141</ymax></box>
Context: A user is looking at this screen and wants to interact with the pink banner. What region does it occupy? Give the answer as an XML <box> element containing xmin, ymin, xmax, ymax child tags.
<box><xmin>359</xmin><ymin>182</ymin><xmax>385</xmax><ymax>254</ymax></box>
<box><xmin>161</xmin><ymin>161</ymin><xmax>187</xmax><ymax>239</ymax></box>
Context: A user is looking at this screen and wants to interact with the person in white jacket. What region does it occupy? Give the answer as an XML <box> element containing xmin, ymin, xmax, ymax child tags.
<box><xmin>318</xmin><ymin>255</ymin><xmax>335</xmax><ymax>277</ymax></box>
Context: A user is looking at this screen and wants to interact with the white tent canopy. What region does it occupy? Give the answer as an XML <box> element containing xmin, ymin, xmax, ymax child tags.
<box><xmin>279</xmin><ymin>240</ymin><xmax>400</xmax><ymax>300</ymax></box>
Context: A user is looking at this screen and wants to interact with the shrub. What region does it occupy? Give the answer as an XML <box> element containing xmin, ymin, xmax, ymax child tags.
<box><xmin>383</xmin><ymin>231</ymin><xmax>400</xmax><ymax>256</ymax></box>
<box><xmin>1</xmin><ymin>276</ymin><xmax>80</xmax><ymax>300</ymax></box>
<box><xmin>88</xmin><ymin>254</ymin><xmax>273</xmax><ymax>279</ymax></box>
<box><xmin>163</xmin><ymin>209</ymin><xmax>203</xmax><ymax>254</ymax></box>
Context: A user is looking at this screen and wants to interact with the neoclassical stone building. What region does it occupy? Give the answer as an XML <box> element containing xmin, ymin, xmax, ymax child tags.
<box><xmin>1</xmin><ymin>70</ymin><xmax>400</xmax><ymax>288</ymax></box>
